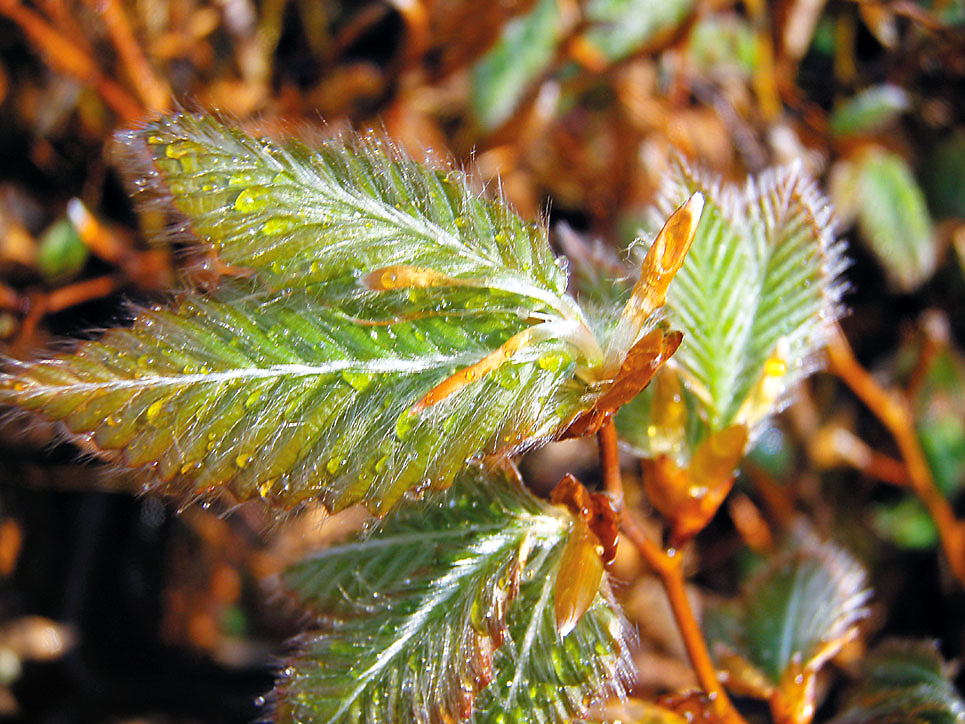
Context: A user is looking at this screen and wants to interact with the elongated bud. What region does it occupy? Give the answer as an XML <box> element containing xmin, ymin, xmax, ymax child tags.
<box><xmin>554</xmin><ymin>516</ymin><xmax>606</xmax><ymax>637</ymax></box>
<box><xmin>604</xmin><ymin>193</ymin><xmax>703</xmax><ymax>374</ymax></box>
<box><xmin>361</xmin><ymin>265</ymin><xmax>464</xmax><ymax>290</ymax></box>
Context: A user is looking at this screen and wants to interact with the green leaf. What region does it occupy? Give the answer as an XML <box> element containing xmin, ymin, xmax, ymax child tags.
<box><xmin>687</xmin><ymin>13</ymin><xmax>758</xmax><ymax>77</ymax></box>
<box><xmin>275</xmin><ymin>463</ymin><xmax>634</xmax><ymax>724</ymax></box>
<box><xmin>619</xmin><ymin>162</ymin><xmax>847</xmax><ymax>455</ymax></box>
<box><xmin>4</xmin><ymin>114</ymin><xmax>685</xmax><ymax>513</ymax></box>
<box><xmin>704</xmin><ymin>530</ymin><xmax>870</xmax><ymax>686</ymax></box>
<box><xmin>0</xmin><ymin>281</ymin><xmax>597</xmax><ymax>513</ymax></box>
<box><xmin>469</xmin><ymin>0</ymin><xmax>564</xmax><ymax>130</ymax></box>
<box><xmin>872</xmin><ymin>497</ymin><xmax>939</xmax><ymax>550</ymax></box>
<box><xmin>923</xmin><ymin>131</ymin><xmax>965</xmax><ymax>219</ymax></box>
<box><xmin>583</xmin><ymin>0</ymin><xmax>694</xmax><ymax>64</ymax></box>
<box><xmin>831</xmin><ymin>639</ymin><xmax>965</xmax><ymax>724</ymax></box>
<box><xmin>37</xmin><ymin>217</ymin><xmax>88</xmax><ymax>283</ymax></box>
<box><xmin>831</xmin><ymin>148</ymin><xmax>936</xmax><ymax>292</ymax></box>
<box><xmin>829</xmin><ymin>84</ymin><xmax>910</xmax><ymax>138</ymax></box>
<box><xmin>126</xmin><ymin>114</ymin><xmax>574</xmax><ymax>321</ymax></box>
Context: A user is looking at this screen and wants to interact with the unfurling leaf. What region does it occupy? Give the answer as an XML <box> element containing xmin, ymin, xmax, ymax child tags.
<box><xmin>830</xmin><ymin>148</ymin><xmax>936</xmax><ymax>292</ymax></box>
<box><xmin>604</xmin><ymin>193</ymin><xmax>702</xmax><ymax>374</ymax></box>
<box><xmin>1</xmin><ymin>113</ymin><xmax>690</xmax><ymax>514</ymax></box>
<box><xmin>830</xmin><ymin>639</ymin><xmax>965</xmax><ymax>724</ymax></box>
<box><xmin>642</xmin><ymin>424</ymin><xmax>747</xmax><ymax>546</ymax></box>
<box><xmin>619</xmin><ymin>160</ymin><xmax>846</xmax><ymax>459</ymax></box>
<box><xmin>276</xmin><ymin>463</ymin><xmax>634</xmax><ymax>724</ymax></box>
<box><xmin>564</xmin><ymin>327</ymin><xmax>682</xmax><ymax>438</ymax></box>
<box><xmin>703</xmin><ymin>531</ymin><xmax>871</xmax><ymax>724</ymax></box>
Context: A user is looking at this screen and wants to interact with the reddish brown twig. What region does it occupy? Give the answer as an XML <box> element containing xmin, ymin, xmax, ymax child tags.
<box><xmin>827</xmin><ymin>327</ymin><xmax>965</xmax><ymax>585</ymax></box>
<box><xmin>597</xmin><ymin>419</ymin><xmax>746</xmax><ymax>724</ymax></box>
<box><xmin>598</xmin><ymin>419</ymin><xmax>624</xmax><ymax>509</ymax></box>
<box><xmin>0</xmin><ymin>0</ymin><xmax>142</xmax><ymax>120</ymax></box>
<box><xmin>622</xmin><ymin>513</ymin><xmax>747</xmax><ymax>724</ymax></box>
<box><xmin>84</xmin><ymin>0</ymin><xmax>171</xmax><ymax>112</ymax></box>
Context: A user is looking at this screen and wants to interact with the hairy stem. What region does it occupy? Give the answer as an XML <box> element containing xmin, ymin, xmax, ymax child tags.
<box><xmin>622</xmin><ymin>513</ymin><xmax>747</xmax><ymax>724</ymax></box>
<box><xmin>598</xmin><ymin>420</ymin><xmax>746</xmax><ymax>724</ymax></box>
<box><xmin>0</xmin><ymin>0</ymin><xmax>142</xmax><ymax>120</ymax></box>
<box><xmin>827</xmin><ymin>326</ymin><xmax>965</xmax><ymax>586</ymax></box>
<box><xmin>598</xmin><ymin>419</ymin><xmax>623</xmax><ymax>509</ymax></box>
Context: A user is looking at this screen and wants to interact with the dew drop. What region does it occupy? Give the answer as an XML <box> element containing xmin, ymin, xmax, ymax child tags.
<box><xmin>341</xmin><ymin>370</ymin><xmax>373</xmax><ymax>392</ymax></box>
<box><xmin>146</xmin><ymin>399</ymin><xmax>164</xmax><ymax>423</ymax></box>
<box><xmin>395</xmin><ymin>411</ymin><xmax>416</xmax><ymax>440</ymax></box>
<box><xmin>262</xmin><ymin>217</ymin><xmax>293</xmax><ymax>236</ymax></box>
<box><xmin>538</xmin><ymin>353</ymin><xmax>566</xmax><ymax>372</ymax></box>
<box><xmin>234</xmin><ymin>186</ymin><xmax>270</xmax><ymax>213</ymax></box>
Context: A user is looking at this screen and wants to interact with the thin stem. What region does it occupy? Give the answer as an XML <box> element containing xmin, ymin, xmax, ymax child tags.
<box><xmin>622</xmin><ymin>513</ymin><xmax>747</xmax><ymax>724</ymax></box>
<box><xmin>599</xmin><ymin>420</ymin><xmax>743</xmax><ymax>720</ymax></box>
<box><xmin>86</xmin><ymin>0</ymin><xmax>171</xmax><ymax>112</ymax></box>
<box><xmin>827</xmin><ymin>327</ymin><xmax>965</xmax><ymax>586</ymax></box>
<box><xmin>598</xmin><ymin>419</ymin><xmax>623</xmax><ymax>510</ymax></box>
<box><xmin>0</xmin><ymin>0</ymin><xmax>142</xmax><ymax>120</ymax></box>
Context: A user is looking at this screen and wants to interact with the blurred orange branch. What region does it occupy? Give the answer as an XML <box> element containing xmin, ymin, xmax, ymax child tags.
<box><xmin>0</xmin><ymin>0</ymin><xmax>143</xmax><ymax>120</ymax></box>
<box><xmin>599</xmin><ymin>420</ymin><xmax>745</xmax><ymax>724</ymax></box>
<box><xmin>84</xmin><ymin>0</ymin><xmax>171</xmax><ymax>112</ymax></box>
<box><xmin>827</xmin><ymin>326</ymin><xmax>965</xmax><ymax>585</ymax></box>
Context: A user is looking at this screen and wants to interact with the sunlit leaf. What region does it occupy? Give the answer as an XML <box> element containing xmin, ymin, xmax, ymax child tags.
<box><xmin>469</xmin><ymin>0</ymin><xmax>565</xmax><ymax>130</ymax></box>
<box><xmin>2</xmin><ymin>114</ymin><xmax>690</xmax><ymax>514</ymax></box>
<box><xmin>704</xmin><ymin>531</ymin><xmax>871</xmax><ymax>724</ymax></box>
<box><xmin>830</xmin><ymin>639</ymin><xmax>965</xmax><ymax>724</ymax></box>
<box><xmin>122</xmin><ymin>114</ymin><xmax>573</xmax><ymax>319</ymax></box>
<box><xmin>619</xmin><ymin>161</ymin><xmax>847</xmax><ymax>458</ymax></box>
<box><xmin>0</xmin><ymin>279</ymin><xmax>597</xmax><ymax>513</ymax></box>
<box><xmin>831</xmin><ymin>148</ymin><xmax>936</xmax><ymax>292</ymax></box>
<box><xmin>275</xmin><ymin>463</ymin><xmax>634</xmax><ymax>724</ymax></box>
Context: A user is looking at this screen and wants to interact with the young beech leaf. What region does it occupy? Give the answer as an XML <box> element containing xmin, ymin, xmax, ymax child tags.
<box><xmin>703</xmin><ymin>531</ymin><xmax>871</xmax><ymax>724</ymax></box>
<box><xmin>618</xmin><ymin>160</ymin><xmax>847</xmax><ymax>459</ymax></box>
<box><xmin>548</xmin><ymin>473</ymin><xmax>621</xmax><ymax>637</ymax></box>
<box><xmin>0</xmin><ymin>281</ymin><xmax>589</xmax><ymax>512</ymax></box>
<box><xmin>124</xmin><ymin>113</ymin><xmax>576</xmax><ymax>322</ymax></box>
<box><xmin>830</xmin><ymin>639</ymin><xmax>965</xmax><ymax>724</ymax></box>
<box><xmin>1</xmin><ymin>113</ymin><xmax>700</xmax><ymax>513</ymax></box>
<box><xmin>275</xmin><ymin>463</ymin><xmax>634</xmax><ymax>724</ymax></box>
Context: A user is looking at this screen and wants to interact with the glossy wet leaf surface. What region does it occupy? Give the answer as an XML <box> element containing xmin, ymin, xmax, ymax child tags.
<box><xmin>704</xmin><ymin>531</ymin><xmax>871</xmax><ymax>724</ymax></box>
<box><xmin>1</xmin><ymin>113</ymin><xmax>685</xmax><ymax>514</ymax></box>
<box><xmin>276</xmin><ymin>463</ymin><xmax>634</xmax><ymax>724</ymax></box>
